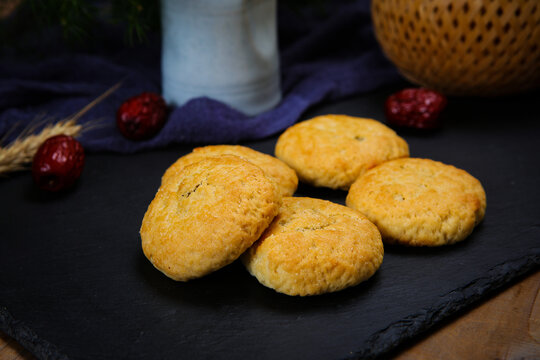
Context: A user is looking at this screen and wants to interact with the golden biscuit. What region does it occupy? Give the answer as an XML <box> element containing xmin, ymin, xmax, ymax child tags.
<box><xmin>161</xmin><ymin>145</ymin><xmax>298</xmax><ymax>197</ymax></box>
<box><xmin>275</xmin><ymin>115</ymin><xmax>409</xmax><ymax>190</ymax></box>
<box><xmin>242</xmin><ymin>197</ymin><xmax>384</xmax><ymax>296</ymax></box>
<box><xmin>346</xmin><ymin>158</ymin><xmax>486</xmax><ymax>246</ymax></box>
<box><xmin>141</xmin><ymin>155</ymin><xmax>281</xmax><ymax>281</ymax></box>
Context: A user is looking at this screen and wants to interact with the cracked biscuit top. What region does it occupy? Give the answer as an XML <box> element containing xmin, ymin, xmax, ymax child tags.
<box><xmin>346</xmin><ymin>158</ymin><xmax>486</xmax><ymax>246</ymax></box>
<box><xmin>242</xmin><ymin>197</ymin><xmax>384</xmax><ymax>296</ymax></box>
<box><xmin>274</xmin><ymin>115</ymin><xmax>409</xmax><ymax>190</ymax></box>
<box><xmin>161</xmin><ymin>145</ymin><xmax>298</xmax><ymax>197</ymax></box>
<box><xmin>140</xmin><ymin>155</ymin><xmax>281</xmax><ymax>281</ymax></box>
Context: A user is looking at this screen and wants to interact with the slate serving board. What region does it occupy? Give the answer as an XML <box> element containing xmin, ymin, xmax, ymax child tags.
<box><xmin>1</xmin><ymin>85</ymin><xmax>539</xmax><ymax>360</ymax></box>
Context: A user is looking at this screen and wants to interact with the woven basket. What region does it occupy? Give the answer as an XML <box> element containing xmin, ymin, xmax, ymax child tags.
<box><xmin>372</xmin><ymin>0</ymin><xmax>540</xmax><ymax>96</ymax></box>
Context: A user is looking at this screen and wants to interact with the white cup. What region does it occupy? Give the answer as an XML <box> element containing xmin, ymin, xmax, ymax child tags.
<box><xmin>161</xmin><ymin>0</ymin><xmax>281</xmax><ymax>116</ymax></box>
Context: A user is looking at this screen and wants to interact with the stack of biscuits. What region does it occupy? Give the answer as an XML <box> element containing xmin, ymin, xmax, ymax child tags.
<box><xmin>141</xmin><ymin>115</ymin><xmax>486</xmax><ymax>296</ymax></box>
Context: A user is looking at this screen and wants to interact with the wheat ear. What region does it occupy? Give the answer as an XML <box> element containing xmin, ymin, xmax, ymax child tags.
<box><xmin>0</xmin><ymin>82</ymin><xmax>121</xmax><ymax>175</ymax></box>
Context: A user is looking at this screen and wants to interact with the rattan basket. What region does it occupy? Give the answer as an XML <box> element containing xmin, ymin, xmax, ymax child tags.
<box><xmin>372</xmin><ymin>0</ymin><xmax>540</xmax><ymax>96</ymax></box>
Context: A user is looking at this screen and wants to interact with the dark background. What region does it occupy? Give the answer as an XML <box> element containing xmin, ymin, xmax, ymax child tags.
<box><xmin>1</xmin><ymin>84</ymin><xmax>539</xmax><ymax>359</ymax></box>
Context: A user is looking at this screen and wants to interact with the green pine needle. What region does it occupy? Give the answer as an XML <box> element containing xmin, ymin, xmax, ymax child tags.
<box><xmin>5</xmin><ymin>0</ymin><xmax>330</xmax><ymax>47</ymax></box>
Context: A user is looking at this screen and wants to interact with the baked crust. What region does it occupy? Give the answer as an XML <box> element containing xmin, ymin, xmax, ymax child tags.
<box><xmin>161</xmin><ymin>145</ymin><xmax>298</xmax><ymax>197</ymax></box>
<box><xmin>141</xmin><ymin>155</ymin><xmax>281</xmax><ymax>281</ymax></box>
<box><xmin>275</xmin><ymin>115</ymin><xmax>409</xmax><ymax>190</ymax></box>
<box><xmin>242</xmin><ymin>197</ymin><xmax>384</xmax><ymax>296</ymax></box>
<box><xmin>346</xmin><ymin>158</ymin><xmax>486</xmax><ymax>246</ymax></box>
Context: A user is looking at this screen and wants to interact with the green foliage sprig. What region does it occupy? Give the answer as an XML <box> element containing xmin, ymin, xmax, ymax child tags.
<box><xmin>30</xmin><ymin>0</ymin><xmax>97</xmax><ymax>42</ymax></box>
<box><xmin>109</xmin><ymin>0</ymin><xmax>160</xmax><ymax>45</ymax></box>
<box><xmin>24</xmin><ymin>0</ymin><xmax>161</xmax><ymax>45</ymax></box>
<box><xmin>1</xmin><ymin>0</ymin><xmax>332</xmax><ymax>46</ymax></box>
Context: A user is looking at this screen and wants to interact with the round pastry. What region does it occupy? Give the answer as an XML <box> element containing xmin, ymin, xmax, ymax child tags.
<box><xmin>274</xmin><ymin>114</ymin><xmax>409</xmax><ymax>190</ymax></box>
<box><xmin>346</xmin><ymin>158</ymin><xmax>486</xmax><ymax>246</ymax></box>
<box><xmin>141</xmin><ymin>155</ymin><xmax>281</xmax><ymax>281</ymax></box>
<box><xmin>161</xmin><ymin>145</ymin><xmax>298</xmax><ymax>197</ymax></box>
<box><xmin>242</xmin><ymin>197</ymin><xmax>384</xmax><ymax>296</ymax></box>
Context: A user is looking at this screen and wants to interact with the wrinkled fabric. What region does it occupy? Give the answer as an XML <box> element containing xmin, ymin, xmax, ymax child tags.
<box><xmin>0</xmin><ymin>0</ymin><xmax>400</xmax><ymax>153</ymax></box>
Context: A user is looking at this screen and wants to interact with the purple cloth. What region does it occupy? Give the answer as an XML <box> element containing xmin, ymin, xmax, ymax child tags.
<box><xmin>0</xmin><ymin>0</ymin><xmax>400</xmax><ymax>153</ymax></box>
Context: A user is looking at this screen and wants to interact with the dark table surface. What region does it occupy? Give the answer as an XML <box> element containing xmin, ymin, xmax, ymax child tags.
<box><xmin>1</xmin><ymin>85</ymin><xmax>539</xmax><ymax>359</ymax></box>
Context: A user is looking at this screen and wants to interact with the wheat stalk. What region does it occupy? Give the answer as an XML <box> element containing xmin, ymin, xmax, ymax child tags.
<box><xmin>0</xmin><ymin>120</ymin><xmax>82</xmax><ymax>174</ymax></box>
<box><xmin>0</xmin><ymin>82</ymin><xmax>121</xmax><ymax>175</ymax></box>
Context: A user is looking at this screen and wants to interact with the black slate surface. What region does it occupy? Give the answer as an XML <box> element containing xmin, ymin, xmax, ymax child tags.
<box><xmin>1</xmin><ymin>85</ymin><xmax>539</xmax><ymax>360</ymax></box>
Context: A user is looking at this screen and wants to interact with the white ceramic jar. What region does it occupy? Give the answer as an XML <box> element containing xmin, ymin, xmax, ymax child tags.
<box><xmin>161</xmin><ymin>0</ymin><xmax>281</xmax><ymax>116</ymax></box>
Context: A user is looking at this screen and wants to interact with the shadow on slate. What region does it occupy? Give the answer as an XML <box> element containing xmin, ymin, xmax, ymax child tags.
<box><xmin>1</xmin><ymin>86</ymin><xmax>540</xmax><ymax>360</ymax></box>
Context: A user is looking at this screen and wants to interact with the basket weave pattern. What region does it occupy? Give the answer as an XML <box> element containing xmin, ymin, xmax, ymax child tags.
<box><xmin>372</xmin><ymin>0</ymin><xmax>540</xmax><ymax>95</ymax></box>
